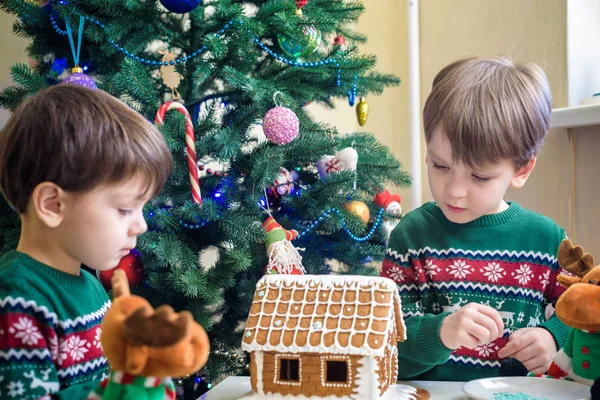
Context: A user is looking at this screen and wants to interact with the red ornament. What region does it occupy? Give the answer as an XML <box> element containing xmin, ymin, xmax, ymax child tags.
<box><xmin>333</xmin><ymin>34</ymin><xmax>347</xmax><ymax>53</ymax></box>
<box><xmin>374</xmin><ymin>190</ymin><xmax>402</xmax><ymax>209</ymax></box>
<box><xmin>295</xmin><ymin>0</ymin><xmax>308</xmax><ymax>8</ymax></box>
<box><xmin>333</xmin><ymin>34</ymin><xmax>346</xmax><ymax>47</ymax></box>
<box><xmin>98</xmin><ymin>249</ymin><xmax>145</xmax><ymax>290</ymax></box>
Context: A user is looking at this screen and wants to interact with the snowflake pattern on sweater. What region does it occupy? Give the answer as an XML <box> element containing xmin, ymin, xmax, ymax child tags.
<box><xmin>0</xmin><ymin>251</ymin><xmax>110</xmax><ymax>399</ymax></box>
<box><xmin>0</xmin><ymin>297</ymin><xmax>110</xmax><ymax>398</ymax></box>
<box><xmin>381</xmin><ymin>202</ymin><xmax>570</xmax><ymax>381</ymax></box>
<box><xmin>383</xmin><ymin>248</ymin><xmax>564</xmax><ymax>367</ymax></box>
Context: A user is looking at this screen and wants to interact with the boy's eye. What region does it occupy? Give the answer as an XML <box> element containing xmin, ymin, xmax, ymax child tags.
<box><xmin>472</xmin><ymin>175</ymin><xmax>490</xmax><ymax>183</ymax></box>
<box><xmin>119</xmin><ymin>209</ymin><xmax>133</xmax><ymax>215</ymax></box>
<box><xmin>433</xmin><ymin>163</ymin><xmax>449</xmax><ymax>170</ymax></box>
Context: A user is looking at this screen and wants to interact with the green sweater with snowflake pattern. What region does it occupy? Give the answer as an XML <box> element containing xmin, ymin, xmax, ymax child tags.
<box><xmin>0</xmin><ymin>251</ymin><xmax>110</xmax><ymax>399</ymax></box>
<box><xmin>381</xmin><ymin>202</ymin><xmax>569</xmax><ymax>381</ymax></box>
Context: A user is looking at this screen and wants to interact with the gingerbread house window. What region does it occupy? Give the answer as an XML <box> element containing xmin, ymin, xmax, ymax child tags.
<box><xmin>320</xmin><ymin>355</ymin><xmax>352</xmax><ymax>387</ymax></box>
<box><xmin>280</xmin><ymin>359</ymin><xmax>299</xmax><ymax>381</ymax></box>
<box><xmin>326</xmin><ymin>360</ymin><xmax>348</xmax><ymax>382</ymax></box>
<box><xmin>274</xmin><ymin>354</ymin><xmax>302</xmax><ymax>386</ymax></box>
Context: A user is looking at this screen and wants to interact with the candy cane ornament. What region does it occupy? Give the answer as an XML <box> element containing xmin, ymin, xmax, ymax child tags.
<box><xmin>155</xmin><ymin>102</ymin><xmax>202</xmax><ymax>204</ymax></box>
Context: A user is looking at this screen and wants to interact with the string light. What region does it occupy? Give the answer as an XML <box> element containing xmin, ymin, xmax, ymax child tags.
<box><xmin>46</xmin><ymin>6</ymin><xmax>378</xmax><ymax>243</ymax></box>
<box><xmin>179</xmin><ymin>218</ymin><xmax>210</xmax><ymax>230</ymax></box>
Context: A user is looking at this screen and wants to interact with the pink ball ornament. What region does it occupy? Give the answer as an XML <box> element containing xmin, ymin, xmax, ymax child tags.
<box><xmin>262</xmin><ymin>106</ymin><xmax>299</xmax><ymax>145</ymax></box>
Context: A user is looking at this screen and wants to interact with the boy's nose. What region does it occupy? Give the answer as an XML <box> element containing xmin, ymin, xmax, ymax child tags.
<box><xmin>129</xmin><ymin>212</ymin><xmax>148</xmax><ymax>236</ymax></box>
<box><xmin>446</xmin><ymin>176</ymin><xmax>468</xmax><ymax>199</ymax></box>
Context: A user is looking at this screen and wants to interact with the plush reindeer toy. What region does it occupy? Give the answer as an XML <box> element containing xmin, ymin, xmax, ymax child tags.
<box><xmin>88</xmin><ymin>269</ymin><xmax>210</xmax><ymax>400</ymax></box>
<box><xmin>546</xmin><ymin>239</ymin><xmax>600</xmax><ymax>386</ymax></box>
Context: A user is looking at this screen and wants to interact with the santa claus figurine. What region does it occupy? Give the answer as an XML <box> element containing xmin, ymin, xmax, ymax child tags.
<box><xmin>374</xmin><ymin>190</ymin><xmax>403</xmax><ymax>242</ymax></box>
<box><xmin>263</xmin><ymin>216</ymin><xmax>305</xmax><ymax>275</ymax></box>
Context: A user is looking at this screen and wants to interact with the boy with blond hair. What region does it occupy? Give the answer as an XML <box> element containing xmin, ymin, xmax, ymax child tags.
<box><xmin>0</xmin><ymin>85</ymin><xmax>172</xmax><ymax>398</ymax></box>
<box><xmin>382</xmin><ymin>57</ymin><xmax>568</xmax><ymax>380</ymax></box>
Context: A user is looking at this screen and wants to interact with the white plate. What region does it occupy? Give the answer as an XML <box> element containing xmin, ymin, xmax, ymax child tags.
<box><xmin>237</xmin><ymin>383</ymin><xmax>419</xmax><ymax>399</ymax></box>
<box><xmin>463</xmin><ymin>377</ymin><xmax>590</xmax><ymax>400</ymax></box>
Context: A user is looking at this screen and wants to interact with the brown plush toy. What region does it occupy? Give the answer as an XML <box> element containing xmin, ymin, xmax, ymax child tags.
<box><xmin>546</xmin><ymin>239</ymin><xmax>600</xmax><ymax>386</ymax></box>
<box><xmin>87</xmin><ymin>269</ymin><xmax>210</xmax><ymax>400</ymax></box>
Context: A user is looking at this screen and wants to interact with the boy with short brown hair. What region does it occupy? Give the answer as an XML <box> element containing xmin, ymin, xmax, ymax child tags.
<box><xmin>0</xmin><ymin>85</ymin><xmax>172</xmax><ymax>398</ymax></box>
<box><xmin>382</xmin><ymin>57</ymin><xmax>568</xmax><ymax>380</ymax></box>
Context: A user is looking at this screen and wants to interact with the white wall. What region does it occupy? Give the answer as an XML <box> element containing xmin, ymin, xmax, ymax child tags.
<box><xmin>567</xmin><ymin>0</ymin><xmax>600</xmax><ymax>106</ymax></box>
<box><xmin>0</xmin><ymin>13</ymin><xmax>29</xmax><ymax>128</ymax></box>
<box><xmin>307</xmin><ymin>0</ymin><xmax>412</xmax><ymax>207</ymax></box>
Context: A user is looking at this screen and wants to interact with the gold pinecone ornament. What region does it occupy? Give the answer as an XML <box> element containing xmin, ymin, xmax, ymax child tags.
<box><xmin>356</xmin><ymin>96</ymin><xmax>369</xmax><ymax>126</ymax></box>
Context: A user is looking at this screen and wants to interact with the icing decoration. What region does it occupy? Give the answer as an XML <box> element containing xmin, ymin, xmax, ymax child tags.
<box><xmin>241</xmin><ymin>275</ymin><xmax>410</xmax><ymax>400</ymax></box>
<box><xmin>242</xmin><ymin>274</ymin><xmax>406</xmax><ymax>356</ymax></box>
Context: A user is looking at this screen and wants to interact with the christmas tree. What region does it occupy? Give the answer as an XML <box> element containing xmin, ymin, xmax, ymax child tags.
<box><xmin>0</xmin><ymin>0</ymin><xmax>409</xmax><ymax>396</ymax></box>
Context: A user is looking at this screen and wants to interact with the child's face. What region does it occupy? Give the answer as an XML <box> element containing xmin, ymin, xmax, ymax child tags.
<box><xmin>58</xmin><ymin>173</ymin><xmax>152</xmax><ymax>271</ymax></box>
<box><xmin>426</xmin><ymin>130</ymin><xmax>531</xmax><ymax>224</ymax></box>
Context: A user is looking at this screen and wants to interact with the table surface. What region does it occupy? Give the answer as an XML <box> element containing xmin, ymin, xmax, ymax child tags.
<box><xmin>202</xmin><ymin>376</ymin><xmax>470</xmax><ymax>400</ymax></box>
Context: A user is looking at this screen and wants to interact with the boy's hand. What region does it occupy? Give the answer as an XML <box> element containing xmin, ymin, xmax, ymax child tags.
<box><xmin>440</xmin><ymin>303</ymin><xmax>504</xmax><ymax>350</ymax></box>
<box><xmin>498</xmin><ymin>328</ymin><xmax>558</xmax><ymax>374</ymax></box>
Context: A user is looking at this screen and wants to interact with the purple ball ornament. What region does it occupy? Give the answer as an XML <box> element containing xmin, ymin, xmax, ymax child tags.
<box><xmin>63</xmin><ymin>67</ymin><xmax>97</xmax><ymax>90</ymax></box>
<box><xmin>262</xmin><ymin>104</ymin><xmax>299</xmax><ymax>145</ymax></box>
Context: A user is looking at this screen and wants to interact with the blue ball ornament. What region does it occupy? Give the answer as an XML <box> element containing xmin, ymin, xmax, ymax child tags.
<box><xmin>159</xmin><ymin>0</ymin><xmax>201</xmax><ymax>13</ymax></box>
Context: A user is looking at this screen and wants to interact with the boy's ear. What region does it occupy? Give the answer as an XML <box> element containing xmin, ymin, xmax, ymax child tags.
<box><xmin>30</xmin><ymin>182</ymin><xmax>67</xmax><ymax>228</ymax></box>
<box><xmin>510</xmin><ymin>156</ymin><xmax>536</xmax><ymax>189</ymax></box>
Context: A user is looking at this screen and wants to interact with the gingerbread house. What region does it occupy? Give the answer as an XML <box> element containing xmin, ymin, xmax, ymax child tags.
<box><xmin>241</xmin><ymin>274</ymin><xmax>406</xmax><ymax>399</ymax></box>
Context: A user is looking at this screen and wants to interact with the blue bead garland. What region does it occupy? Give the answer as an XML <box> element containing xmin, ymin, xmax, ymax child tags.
<box><xmin>49</xmin><ymin>8</ymin><xmax>374</xmax><ymax>239</ymax></box>
<box><xmin>49</xmin><ymin>8</ymin><xmax>230</xmax><ymax>66</ymax></box>
<box><xmin>50</xmin><ymin>13</ymin><xmax>67</xmax><ymax>35</ymax></box>
<box><xmin>348</xmin><ymin>74</ymin><xmax>357</xmax><ymax>106</ymax></box>
<box><xmin>250</xmin><ymin>35</ymin><xmax>342</xmax><ymax>86</ymax></box>
<box><xmin>295</xmin><ymin>207</ymin><xmax>385</xmax><ymax>242</ymax></box>
<box><xmin>48</xmin><ymin>7</ymin><xmax>344</xmax><ymax>86</ymax></box>
<box><xmin>174</xmin><ymin>206</ymin><xmax>384</xmax><ymax>243</ymax></box>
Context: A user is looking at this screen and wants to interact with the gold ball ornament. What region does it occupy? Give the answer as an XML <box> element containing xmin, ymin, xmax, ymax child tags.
<box><xmin>344</xmin><ymin>201</ymin><xmax>370</xmax><ymax>225</ymax></box>
<box><xmin>356</xmin><ymin>96</ymin><xmax>369</xmax><ymax>126</ymax></box>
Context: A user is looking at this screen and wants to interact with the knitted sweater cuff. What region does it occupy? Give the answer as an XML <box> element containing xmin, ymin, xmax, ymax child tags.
<box><xmin>417</xmin><ymin>312</ymin><xmax>454</xmax><ymax>364</ymax></box>
<box><xmin>540</xmin><ymin>315</ymin><xmax>570</xmax><ymax>349</ymax></box>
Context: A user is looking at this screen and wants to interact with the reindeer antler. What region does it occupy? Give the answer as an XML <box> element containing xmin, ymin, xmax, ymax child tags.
<box><xmin>112</xmin><ymin>269</ymin><xmax>131</xmax><ymax>298</ymax></box>
<box><xmin>558</xmin><ymin>238</ymin><xmax>595</xmax><ymax>277</ymax></box>
<box><xmin>123</xmin><ymin>305</ymin><xmax>190</xmax><ymax>347</ymax></box>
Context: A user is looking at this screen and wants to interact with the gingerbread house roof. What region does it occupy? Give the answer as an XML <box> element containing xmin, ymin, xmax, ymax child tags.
<box><xmin>241</xmin><ymin>274</ymin><xmax>406</xmax><ymax>357</ymax></box>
